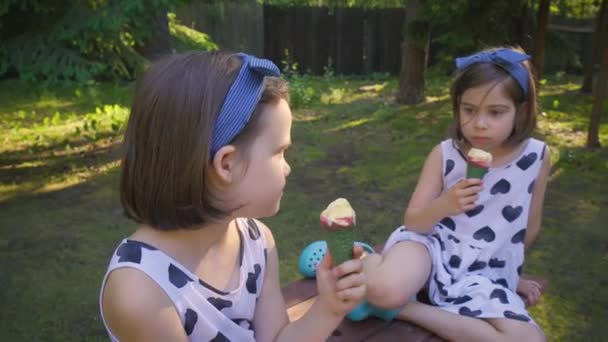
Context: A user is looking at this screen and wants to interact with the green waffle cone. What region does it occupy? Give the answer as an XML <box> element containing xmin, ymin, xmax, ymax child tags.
<box><xmin>324</xmin><ymin>228</ymin><xmax>355</xmax><ymax>266</ymax></box>
<box><xmin>467</xmin><ymin>163</ymin><xmax>488</xmax><ymax>179</ymax></box>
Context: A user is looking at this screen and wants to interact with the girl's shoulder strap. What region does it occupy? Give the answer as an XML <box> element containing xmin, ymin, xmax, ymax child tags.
<box><xmin>440</xmin><ymin>138</ymin><xmax>467</xmax><ymax>162</ymax></box>
<box><xmin>527</xmin><ymin>138</ymin><xmax>548</xmax><ymax>161</ymax></box>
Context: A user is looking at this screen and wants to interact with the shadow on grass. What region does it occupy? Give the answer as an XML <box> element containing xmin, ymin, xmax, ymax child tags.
<box><xmin>0</xmin><ymin>163</ymin><xmax>130</xmax><ymax>341</ymax></box>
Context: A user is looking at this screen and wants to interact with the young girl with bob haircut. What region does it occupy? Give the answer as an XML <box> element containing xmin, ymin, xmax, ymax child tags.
<box><xmin>99</xmin><ymin>52</ymin><xmax>366</xmax><ymax>341</ymax></box>
<box><xmin>363</xmin><ymin>47</ymin><xmax>550</xmax><ymax>341</ymax></box>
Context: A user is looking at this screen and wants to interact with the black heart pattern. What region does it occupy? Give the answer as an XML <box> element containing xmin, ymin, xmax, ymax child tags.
<box><xmin>490</xmin><ymin>288</ymin><xmax>509</xmax><ymax>304</ymax></box>
<box><xmin>516</xmin><ymin>152</ymin><xmax>537</xmax><ymax>170</ymax></box>
<box><xmin>490</xmin><ymin>179</ymin><xmax>511</xmax><ymax>195</ymax></box>
<box><xmin>246</xmin><ymin>264</ymin><xmax>262</xmax><ymax>294</ymax></box>
<box><xmin>528</xmin><ymin>180</ymin><xmax>535</xmax><ymax>194</ymax></box>
<box><xmin>442</xmin><ymin>264</ymin><xmax>455</xmax><ymax>282</ymax></box>
<box><xmin>116</xmin><ymin>243</ymin><xmax>142</xmax><ymax>264</ymax></box>
<box><xmin>169</xmin><ymin>264</ymin><xmax>193</xmax><ymax>288</ymax></box>
<box><xmin>511</xmin><ymin>229</ymin><xmax>526</xmax><ymax>244</ymax></box>
<box><xmin>445</xmin><ymin>159</ymin><xmax>455</xmax><ymax>176</ymax></box>
<box><xmin>448</xmin><ymin>234</ymin><xmax>460</xmax><ymax>243</ymax></box>
<box><xmin>502</xmin><ymin>205</ymin><xmax>523</xmax><ymax>222</ymax></box>
<box><xmin>247</xmin><ymin>218</ymin><xmax>261</xmax><ymax>240</ymax></box>
<box><xmin>489</xmin><ymin>258</ymin><xmax>506</xmax><ymax>268</ymax></box>
<box><xmin>184</xmin><ymin>309</ymin><xmax>198</xmax><ymax>336</ymax></box>
<box><xmin>232</xmin><ymin>319</ymin><xmax>252</xmax><ymax>330</ymax></box>
<box><xmin>467</xmin><ymin>260</ymin><xmax>487</xmax><ymax>272</ymax></box>
<box><xmin>492</xmin><ymin>278</ymin><xmax>509</xmax><ymax>288</ymax></box>
<box><xmin>434</xmin><ymin>274</ymin><xmax>448</xmax><ymax>296</ymax></box>
<box><xmin>449</xmin><ymin>255</ymin><xmax>461</xmax><ymax>268</ymax></box>
<box><xmin>433</xmin><ymin>234</ymin><xmax>446</xmax><ymax>251</ymax></box>
<box><xmin>208</xmin><ymin>297</ymin><xmax>233</xmax><ymax>311</ymax></box>
<box><xmin>504</xmin><ymin>310</ymin><xmax>530</xmax><ymax>322</ymax></box>
<box><xmin>452</xmin><ymin>295</ymin><xmax>473</xmax><ymax>305</ymax></box>
<box><xmin>440</xmin><ymin>217</ymin><xmax>456</xmax><ymax>231</ymax></box>
<box><xmin>473</xmin><ymin>226</ymin><xmax>496</xmax><ymax>242</ymax></box>
<box><xmin>125</xmin><ymin>240</ymin><xmax>158</xmax><ymax>250</ymax></box>
<box><xmin>465</xmin><ymin>205</ymin><xmax>484</xmax><ymax>217</ymax></box>
<box><xmin>210</xmin><ymin>332</ymin><xmax>231</xmax><ymax>342</ymax></box>
<box><xmin>459</xmin><ymin>306</ymin><xmax>482</xmax><ymax>317</ymax></box>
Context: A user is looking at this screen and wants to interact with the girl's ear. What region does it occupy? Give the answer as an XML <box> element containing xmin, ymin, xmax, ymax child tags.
<box><xmin>212</xmin><ymin>145</ymin><xmax>237</xmax><ymax>183</ymax></box>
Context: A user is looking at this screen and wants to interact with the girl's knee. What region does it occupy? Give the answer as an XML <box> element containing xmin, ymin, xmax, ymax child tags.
<box><xmin>490</xmin><ymin>318</ymin><xmax>545</xmax><ymax>342</ymax></box>
<box><xmin>505</xmin><ymin>322</ymin><xmax>545</xmax><ymax>342</ymax></box>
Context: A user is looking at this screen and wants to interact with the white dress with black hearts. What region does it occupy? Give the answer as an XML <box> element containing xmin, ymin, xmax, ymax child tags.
<box><xmin>384</xmin><ymin>138</ymin><xmax>546</xmax><ymax>326</ymax></box>
<box><xmin>99</xmin><ymin>218</ymin><xmax>267</xmax><ymax>342</ymax></box>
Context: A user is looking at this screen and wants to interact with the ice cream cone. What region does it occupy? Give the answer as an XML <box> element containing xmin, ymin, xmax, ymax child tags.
<box><xmin>320</xmin><ymin>198</ymin><xmax>356</xmax><ymax>266</ymax></box>
<box><xmin>466</xmin><ymin>148</ymin><xmax>492</xmax><ymax>179</ymax></box>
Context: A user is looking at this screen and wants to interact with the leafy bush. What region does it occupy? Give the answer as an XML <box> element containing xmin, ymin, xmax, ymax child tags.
<box><xmin>0</xmin><ymin>0</ymin><xmax>184</xmax><ymax>84</ymax></box>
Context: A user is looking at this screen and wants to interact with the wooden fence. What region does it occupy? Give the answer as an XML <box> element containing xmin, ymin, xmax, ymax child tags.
<box><xmin>263</xmin><ymin>6</ymin><xmax>405</xmax><ymax>75</ymax></box>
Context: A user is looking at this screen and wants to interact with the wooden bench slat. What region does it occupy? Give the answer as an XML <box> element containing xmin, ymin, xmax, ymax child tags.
<box><xmin>328</xmin><ymin>318</ymin><xmax>392</xmax><ymax>342</ymax></box>
<box><xmin>282</xmin><ymin>278</ymin><xmax>318</xmax><ymax>308</ymax></box>
<box><xmin>364</xmin><ymin>320</ymin><xmax>442</xmax><ymax>342</ymax></box>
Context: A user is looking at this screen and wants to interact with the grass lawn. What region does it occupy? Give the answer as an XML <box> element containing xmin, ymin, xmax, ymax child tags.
<box><xmin>0</xmin><ymin>73</ymin><xmax>606</xmax><ymax>341</ymax></box>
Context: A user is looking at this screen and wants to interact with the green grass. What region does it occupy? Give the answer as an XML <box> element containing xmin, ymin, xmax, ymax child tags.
<box><xmin>0</xmin><ymin>74</ymin><xmax>606</xmax><ymax>341</ymax></box>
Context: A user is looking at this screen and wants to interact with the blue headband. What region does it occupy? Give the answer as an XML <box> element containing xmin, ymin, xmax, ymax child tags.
<box><xmin>455</xmin><ymin>48</ymin><xmax>530</xmax><ymax>96</ymax></box>
<box><xmin>210</xmin><ymin>53</ymin><xmax>280</xmax><ymax>158</ymax></box>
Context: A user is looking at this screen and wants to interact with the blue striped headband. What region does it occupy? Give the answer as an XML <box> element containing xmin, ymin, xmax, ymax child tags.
<box><xmin>210</xmin><ymin>53</ymin><xmax>280</xmax><ymax>158</ymax></box>
<box><xmin>455</xmin><ymin>48</ymin><xmax>531</xmax><ymax>96</ymax></box>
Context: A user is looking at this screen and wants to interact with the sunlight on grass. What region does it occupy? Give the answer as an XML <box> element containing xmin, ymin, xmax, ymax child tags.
<box><xmin>357</xmin><ymin>82</ymin><xmax>387</xmax><ymax>93</ymax></box>
<box><xmin>0</xmin><ymin>160</ymin><xmax>46</xmax><ymax>170</ymax></box>
<box><xmin>531</xmin><ymin>295</ymin><xmax>579</xmax><ymax>341</ymax></box>
<box><xmin>326</xmin><ymin>117</ymin><xmax>373</xmax><ymax>132</ymax></box>
<box><xmin>539</xmin><ymin>82</ymin><xmax>581</xmax><ymax>96</ymax></box>
<box><xmin>0</xmin><ymin>157</ymin><xmax>120</xmax><ymax>202</ymax></box>
<box><xmin>424</xmin><ymin>94</ymin><xmax>450</xmax><ymax>103</ymax></box>
<box><xmin>1</xmin><ymin>104</ymin><xmax>128</xmax><ymax>154</ymax></box>
<box><xmin>38</xmin><ymin>159</ymin><xmax>120</xmax><ymax>194</ymax></box>
<box><xmin>292</xmin><ymin>109</ymin><xmax>322</xmax><ymax>122</ymax></box>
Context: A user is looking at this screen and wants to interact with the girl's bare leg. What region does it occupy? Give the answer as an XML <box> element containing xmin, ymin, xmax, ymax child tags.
<box><xmin>364</xmin><ymin>241</ymin><xmax>431</xmax><ymax>309</ymax></box>
<box><xmin>398</xmin><ymin>301</ymin><xmax>545</xmax><ymax>342</ymax></box>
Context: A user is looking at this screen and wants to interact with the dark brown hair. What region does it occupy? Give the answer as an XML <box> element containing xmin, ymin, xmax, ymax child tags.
<box><xmin>448</xmin><ymin>47</ymin><xmax>538</xmax><ymax>146</ymax></box>
<box><xmin>120</xmin><ymin>51</ymin><xmax>289</xmax><ymax>230</ymax></box>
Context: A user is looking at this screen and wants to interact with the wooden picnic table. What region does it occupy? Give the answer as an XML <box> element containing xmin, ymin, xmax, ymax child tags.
<box><xmin>281</xmin><ymin>244</ymin><xmax>547</xmax><ymax>341</ymax></box>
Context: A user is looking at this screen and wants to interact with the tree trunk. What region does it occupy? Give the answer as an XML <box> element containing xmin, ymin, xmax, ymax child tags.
<box><xmin>582</xmin><ymin>0</ymin><xmax>607</xmax><ymax>93</ymax></box>
<box><xmin>396</xmin><ymin>0</ymin><xmax>429</xmax><ymax>105</ymax></box>
<box><xmin>587</xmin><ymin>46</ymin><xmax>607</xmax><ymax>148</ymax></box>
<box><xmin>532</xmin><ymin>0</ymin><xmax>551</xmax><ymax>82</ymax></box>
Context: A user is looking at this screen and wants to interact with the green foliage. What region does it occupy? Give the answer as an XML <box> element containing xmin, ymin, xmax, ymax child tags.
<box><xmin>421</xmin><ymin>0</ymin><xmax>529</xmax><ymax>66</ymax></box>
<box><xmin>552</xmin><ymin>0</ymin><xmax>601</xmax><ymax>18</ymax></box>
<box><xmin>168</xmin><ymin>12</ymin><xmax>219</xmax><ymax>52</ymax></box>
<box><xmin>0</xmin><ymin>0</ymin><xmax>184</xmax><ymax>85</ymax></box>
<box><xmin>286</xmin><ymin>75</ymin><xmax>318</xmax><ymax>108</ymax></box>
